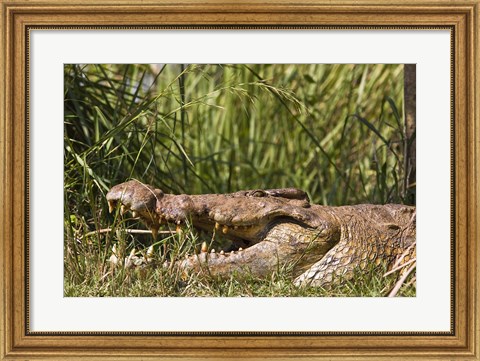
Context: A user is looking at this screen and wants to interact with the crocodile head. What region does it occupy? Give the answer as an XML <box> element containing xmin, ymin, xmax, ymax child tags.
<box><xmin>106</xmin><ymin>180</ymin><xmax>331</xmax><ymax>246</ymax></box>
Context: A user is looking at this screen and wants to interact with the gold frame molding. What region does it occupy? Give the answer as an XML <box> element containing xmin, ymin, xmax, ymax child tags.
<box><xmin>1</xmin><ymin>0</ymin><xmax>479</xmax><ymax>359</ymax></box>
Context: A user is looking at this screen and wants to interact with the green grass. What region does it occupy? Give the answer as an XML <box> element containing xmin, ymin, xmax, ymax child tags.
<box><xmin>64</xmin><ymin>64</ymin><xmax>415</xmax><ymax>297</ymax></box>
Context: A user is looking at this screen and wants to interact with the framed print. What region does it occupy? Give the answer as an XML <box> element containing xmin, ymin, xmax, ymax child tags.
<box><xmin>1</xmin><ymin>0</ymin><xmax>479</xmax><ymax>359</ymax></box>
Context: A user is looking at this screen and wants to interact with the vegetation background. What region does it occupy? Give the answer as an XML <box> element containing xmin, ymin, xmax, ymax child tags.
<box><xmin>64</xmin><ymin>64</ymin><xmax>415</xmax><ymax>297</ymax></box>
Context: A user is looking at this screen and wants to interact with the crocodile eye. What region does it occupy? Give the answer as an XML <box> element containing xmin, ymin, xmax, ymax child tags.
<box><xmin>249</xmin><ymin>190</ymin><xmax>267</xmax><ymax>197</ymax></box>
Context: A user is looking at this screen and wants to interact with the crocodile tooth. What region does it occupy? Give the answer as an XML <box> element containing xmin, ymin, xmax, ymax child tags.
<box><xmin>211</xmin><ymin>249</ymin><xmax>216</xmax><ymax>253</ymax></box>
<box><xmin>130</xmin><ymin>248</ymin><xmax>136</xmax><ymax>257</ymax></box>
<box><xmin>109</xmin><ymin>254</ymin><xmax>118</xmax><ymax>266</ymax></box>
<box><xmin>201</xmin><ymin>241</ymin><xmax>208</xmax><ymax>253</ymax></box>
<box><xmin>108</xmin><ymin>201</ymin><xmax>115</xmax><ymax>213</ymax></box>
<box><xmin>132</xmin><ymin>211</ymin><xmax>138</xmax><ymax>218</ymax></box>
<box><xmin>176</xmin><ymin>225</ymin><xmax>182</xmax><ymax>233</ymax></box>
<box><xmin>176</xmin><ymin>220</ymin><xmax>181</xmax><ymax>225</ymax></box>
<box><xmin>120</xmin><ymin>204</ymin><xmax>127</xmax><ymax>215</ymax></box>
<box><xmin>112</xmin><ymin>244</ymin><xmax>117</xmax><ymax>255</ymax></box>
<box><xmin>151</xmin><ymin>227</ymin><xmax>158</xmax><ymax>239</ymax></box>
<box><xmin>146</xmin><ymin>245</ymin><xmax>154</xmax><ymax>258</ymax></box>
<box><xmin>238</xmin><ymin>247</ymin><xmax>243</xmax><ymax>251</ymax></box>
<box><xmin>220</xmin><ymin>250</ymin><xmax>225</xmax><ymax>255</ymax></box>
<box><xmin>222</xmin><ymin>225</ymin><xmax>229</xmax><ymax>234</ymax></box>
<box><xmin>215</xmin><ymin>222</ymin><xmax>221</xmax><ymax>230</ymax></box>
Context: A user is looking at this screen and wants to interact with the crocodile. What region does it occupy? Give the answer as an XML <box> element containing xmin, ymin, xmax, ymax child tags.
<box><xmin>106</xmin><ymin>180</ymin><xmax>416</xmax><ymax>287</ymax></box>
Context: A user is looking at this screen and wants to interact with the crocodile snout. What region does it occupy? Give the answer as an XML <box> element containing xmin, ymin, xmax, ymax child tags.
<box><xmin>106</xmin><ymin>180</ymin><xmax>164</xmax><ymax>237</ymax></box>
<box><xmin>107</xmin><ymin>180</ymin><xmax>163</xmax><ymax>210</ymax></box>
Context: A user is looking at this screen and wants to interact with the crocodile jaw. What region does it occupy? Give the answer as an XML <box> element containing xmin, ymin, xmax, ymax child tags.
<box><xmin>106</xmin><ymin>180</ymin><xmax>322</xmax><ymax>245</ymax></box>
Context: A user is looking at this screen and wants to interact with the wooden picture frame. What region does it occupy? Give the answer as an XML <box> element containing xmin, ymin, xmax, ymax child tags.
<box><xmin>1</xmin><ymin>0</ymin><xmax>478</xmax><ymax>359</ymax></box>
